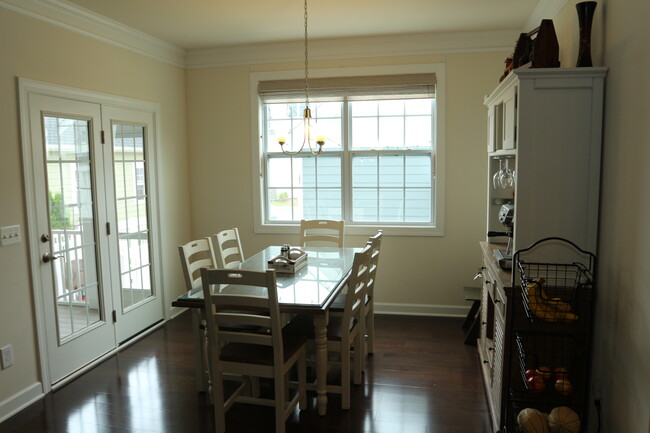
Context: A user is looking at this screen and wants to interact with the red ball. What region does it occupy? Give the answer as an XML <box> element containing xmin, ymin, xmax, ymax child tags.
<box><xmin>525</xmin><ymin>369</ymin><xmax>537</xmax><ymax>380</ymax></box>
<box><xmin>526</xmin><ymin>375</ymin><xmax>545</xmax><ymax>393</ymax></box>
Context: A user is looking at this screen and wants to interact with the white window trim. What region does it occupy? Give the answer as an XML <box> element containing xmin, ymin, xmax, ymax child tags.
<box><xmin>250</xmin><ymin>63</ymin><xmax>446</xmax><ymax>237</ymax></box>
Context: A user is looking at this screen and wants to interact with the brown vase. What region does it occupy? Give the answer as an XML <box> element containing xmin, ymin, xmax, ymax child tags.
<box><xmin>532</xmin><ymin>19</ymin><xmax>560</xmax><ymax>68</ymax></box>
<box><xmin>576</xmin><ymin>1</ymin><xmax>597</xmax><ymax>67</ymax></box>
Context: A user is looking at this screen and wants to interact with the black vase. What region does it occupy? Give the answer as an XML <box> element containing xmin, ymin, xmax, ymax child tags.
<box><xmin>576</xmin><ymin>1</ymin><xmax>597</xmax><ymax>67</ymax></box>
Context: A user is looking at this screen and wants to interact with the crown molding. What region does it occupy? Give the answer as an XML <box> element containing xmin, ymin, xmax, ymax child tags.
<box><xmin>523</xmin><ymin>0</ymin><xmax>570</xmax><ymax>31</ymax></box>
<box><xmin>186</xmin><ymin>30</ymin><xmax>517</xmax><ymax>69</ymax></box>
<box><xmin>1</xmin><ymin>0</ymin><xmax>560</xmax><ymax>70</ymax></box>
<box><xmin>0</xmin><ymin>0</ymin><xmax>185</xmax><ymax>67</ymax></box>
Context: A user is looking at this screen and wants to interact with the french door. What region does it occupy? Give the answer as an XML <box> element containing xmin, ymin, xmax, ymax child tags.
<box><xmin>21</xmin><ymin>81</ymin><xmax>163</xmax><ymax>387</ymax></box>
<box><xmin>102</xmin><ymin>106</ymin><xmax>163</xmax><ymax>343</ymax></box>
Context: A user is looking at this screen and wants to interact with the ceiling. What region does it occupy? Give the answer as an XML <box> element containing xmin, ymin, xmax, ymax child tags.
<box><xmin>61</xmin><ymin>0</ymin><xmax>543</xmax><ymax>51</ymax></box>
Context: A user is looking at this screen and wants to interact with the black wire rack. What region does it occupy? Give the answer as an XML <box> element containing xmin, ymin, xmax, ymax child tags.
<box><xmin>507</xmin><ymin>237</ymin><xmax>596</xmax><ymax>432</ymax></box>
<box><xmin>515</xmin><ymin>237</ymin><xmax>595</xmax><ymax>329</ymax></box>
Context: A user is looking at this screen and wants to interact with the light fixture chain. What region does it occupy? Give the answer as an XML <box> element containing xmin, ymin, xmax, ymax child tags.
<box><xmin>304</xmin><ymin>0</ymin><xmax>310</xmax><ymax>108</ymax></box>
<box><xmin>278</xmin><ymin>0</ymin><xmax>323</xmax><ymax>156</ymax></box>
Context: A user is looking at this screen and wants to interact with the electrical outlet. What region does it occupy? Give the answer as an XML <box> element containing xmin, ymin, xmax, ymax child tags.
<box><xmin>0</xmin><ymin>345</ymin><xmax>13</xmax><ymax>369</ymax></box>
<box><xmin>0</xmin><ymin>225</ymin><xmax>21</xmax><ymax>247</ymax></box>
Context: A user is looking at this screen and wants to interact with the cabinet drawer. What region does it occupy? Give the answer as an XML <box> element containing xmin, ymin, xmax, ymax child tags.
<box><xmin>482</xmin><ymin>260</ymin><xmax>498</xmax><ymax>300</ymax></box>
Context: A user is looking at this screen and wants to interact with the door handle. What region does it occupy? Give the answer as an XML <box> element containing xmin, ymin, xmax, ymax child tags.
<box><xmin>42</xmin><ymin>253</ymin><xmax>61</xmax><ymax>263</ymax></box>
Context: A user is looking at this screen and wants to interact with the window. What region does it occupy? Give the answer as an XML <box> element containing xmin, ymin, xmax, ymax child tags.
<box><xmin>251</xmin><ymin>65</ymin><xmax>445</xmax><ymax>236</ymax></box>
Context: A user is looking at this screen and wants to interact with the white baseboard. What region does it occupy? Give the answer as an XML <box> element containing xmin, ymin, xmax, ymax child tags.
<box><xmin>0</xmin><ymin>382</ymin><xmax>43</xmax><ymax>423</ymax></box>
<box><xmin>168</xmin><ymin>306</ymin><xmax>187</xmax><ymax>320</ymax></box>
<box><xmin>375</xmin><ymin>302</ymin><xmax>470</xmax><ymax>317</ymax></box>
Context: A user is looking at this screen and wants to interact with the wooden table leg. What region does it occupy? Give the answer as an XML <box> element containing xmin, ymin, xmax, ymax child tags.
<box><xmin>191</xmin><ymin>309</ymin><xmax>208</xmax><ymax>393</ymax></box>
<box><xmin>312</xmin><ymin>312</ymin><xmax>329</xmax><ymax>416</ymax></box>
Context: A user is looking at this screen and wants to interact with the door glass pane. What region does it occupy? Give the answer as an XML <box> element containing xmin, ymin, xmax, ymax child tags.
<box><xmin>112</xmin><ymin>123</ymin><xmax>153</xmax><ymax>311</ymax></box>
<box><xmin>44</xmin><ymin>116</ymin><xmax>102</xmax><ymax>342</ymax></box>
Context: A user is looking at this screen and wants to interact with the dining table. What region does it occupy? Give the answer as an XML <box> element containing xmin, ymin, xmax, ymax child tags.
<box><xmin>172</xmin><ymin>245</ymin><xmax>360</xmax><ymax>416</ymax></box>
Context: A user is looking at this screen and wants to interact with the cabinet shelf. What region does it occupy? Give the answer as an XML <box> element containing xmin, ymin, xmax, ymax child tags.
<box><xmin>489</xmin><ymin>150</ymin><xmax>517</xmax><ymax>158</ymax></box>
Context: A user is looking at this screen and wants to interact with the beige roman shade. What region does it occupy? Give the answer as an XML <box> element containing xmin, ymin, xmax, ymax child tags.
<box><xmin>258</xmin><ymin>73</ymin><xmax>436</xmax><ymax>103</ymax></box>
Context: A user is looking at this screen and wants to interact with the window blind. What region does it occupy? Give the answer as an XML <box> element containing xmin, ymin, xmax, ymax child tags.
<box><xmin>258</xmin><ymin>73</ymin><xmax>436</xmax><ymax>103</ymax></box>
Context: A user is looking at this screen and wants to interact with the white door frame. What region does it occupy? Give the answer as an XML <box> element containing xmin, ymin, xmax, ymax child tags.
<box><xmin>18</xmin><ymin>78</ymin><xmax>166</xmax><ymax>393</ymax></box>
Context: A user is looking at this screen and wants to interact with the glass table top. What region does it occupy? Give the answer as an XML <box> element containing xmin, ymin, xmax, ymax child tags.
<box><xmin>175</xmin><ymin>246</ymin><xmax>360</xmax><ymax>311</ymax></box>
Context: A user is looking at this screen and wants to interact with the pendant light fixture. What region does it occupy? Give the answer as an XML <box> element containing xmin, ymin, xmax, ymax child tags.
<box><xmin>277</xmin><ymin>0</ymin><xmax>325</xmax><ymax>156</ymax></box>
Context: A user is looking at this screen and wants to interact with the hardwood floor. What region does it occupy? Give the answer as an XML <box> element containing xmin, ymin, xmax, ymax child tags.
<box><xmin>0</xmin><ymin>312</ymin><xmax>492</xmax><ymax>433</ymax></box>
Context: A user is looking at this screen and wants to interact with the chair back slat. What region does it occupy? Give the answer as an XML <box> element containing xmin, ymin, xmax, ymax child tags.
<box><xmin>214</xmin><ymin>312</ymin><xmax>271</xmax><ymax>329</ymax></box>
<box><xmin>212</xmin><ymin>293</ymin><xmax>271</xmax><ymax>310</ymax></box>
<box><xmin>299</xmin><ymin>219</ymin><xmax>345</xmax><ymax>247</ymax></box>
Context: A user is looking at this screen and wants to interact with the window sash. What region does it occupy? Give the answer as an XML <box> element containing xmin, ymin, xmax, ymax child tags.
<box><xmin>264</xmin><ymin>153</ymin><xmax>343</xmax><ymax>223</ymax></box>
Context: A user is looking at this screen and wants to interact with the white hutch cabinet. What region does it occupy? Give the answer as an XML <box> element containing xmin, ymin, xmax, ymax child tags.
<box><xmin>478</xmin><ymin>67</ymin><xmax>607</xmax><ymax>432</ymax></box>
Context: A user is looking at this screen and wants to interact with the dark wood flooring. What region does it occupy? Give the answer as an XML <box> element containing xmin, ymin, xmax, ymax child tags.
<box><xmin>0</xmin><ymin>312</ymin><xmax>491</xmax><ymax>433</ymax></box>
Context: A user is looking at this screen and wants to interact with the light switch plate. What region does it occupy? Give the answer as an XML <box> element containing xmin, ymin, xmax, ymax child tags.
<box><xmin>0</xmin><ymin>345</ymin><xmax>13</xmax><ymax>369</ymax></box>
<box><xmin>0</xmin><ymin>225</ymin><xmax>21</xmax><ymax>246</ymax></box>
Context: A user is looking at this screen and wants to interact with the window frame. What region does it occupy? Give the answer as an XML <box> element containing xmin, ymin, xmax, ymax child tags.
<box><xmin>250</xmin><ymin>64</ymin><xmax>446</xmax><ymax>237</ymax></box>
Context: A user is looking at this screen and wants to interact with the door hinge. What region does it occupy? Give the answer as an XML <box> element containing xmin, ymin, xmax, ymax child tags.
<box><xmin>112</xmin><ymin>310</ymin><xmax>117</xmax><ymax>323</ymax></box>
<box><xmin>100</xmin><ymin>130</ymin><xmax>105</xmax><ymax>144</ymax></box>
<box><xmin>106</xmin><ymin>222</ymin><xmax>111</xmax><ymax>235</ymax></box>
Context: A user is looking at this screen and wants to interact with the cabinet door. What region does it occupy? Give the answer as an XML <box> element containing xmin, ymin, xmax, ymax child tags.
<box><xmin>502</xmin><ymin>86</ymin><xmax>517</xmax><ymax>150</ymax></box>
<box><xmin>487</xmin><ymin>105</ymin><xmax>496</xmax><ymax>152</ymax></box>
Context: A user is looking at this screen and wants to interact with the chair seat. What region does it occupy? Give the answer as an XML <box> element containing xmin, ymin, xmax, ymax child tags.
<box><xmin>221</xmin><ymin>330</ymin><xmax>307</xmax><ymax>365</ymax></box>
<box><xmin>283</xmin><ymin>314</ymin><xmax>355</xmax><ymax>342</ymax></box>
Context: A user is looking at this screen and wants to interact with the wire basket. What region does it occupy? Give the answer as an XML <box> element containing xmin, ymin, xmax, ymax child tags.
<box><xmin>515</xmin><ymin>238</ymin><xmax>595</xmax><ymax>328</ymax></box>
<box><xmin>508</xmin><ymin>393</ymin><xmax>585</xmax><ymax>433</ymax></box>
<box><xmin>519</xmin><ymin>261</ymin><xmax>593</xmax><ymax>326</ymax></box>
<box><xmin>515</xmin><ymin>332</ymin><xmax>587</xmax><ymax>398</ymax></box>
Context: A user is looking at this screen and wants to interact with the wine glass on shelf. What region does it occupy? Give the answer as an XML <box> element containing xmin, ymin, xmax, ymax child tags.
<box><xmin>499</xmin><ymin>158</ymin><xmax>514</xmax><ymax>188</ymax></box>
<box><xmin>493</xmin><ymin>158</ymin><xmax>503</xmax><ymax>189</ymax></box>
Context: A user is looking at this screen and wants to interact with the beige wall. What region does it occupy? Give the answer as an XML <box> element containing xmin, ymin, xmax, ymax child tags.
<box><xmin>551</xmin><ymin>1</ymin><xmax>650</xmax><ymax>431</ymax></box>
<box><xmin>186</xmin><ymin>52</ymin><xmax>507</xmax><ymax>312</ymax></box>
<box><xmin>0</xmin><ymin>7</ymin><xmax>190</xmax><ymax>406</ymax></box>
<box><xmin>7</xmin><ymin>1</ymin><xmax>648</xmax><ymax>431</ymax></box>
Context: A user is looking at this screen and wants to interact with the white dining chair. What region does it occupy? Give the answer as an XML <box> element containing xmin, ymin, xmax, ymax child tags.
<box><xmin>284</xmin><ymin>244</ymin><xmax>372</xmax><ymax>409</ymax></box>
<box><xmin>201</xmin><ymin>268</ymin><xmax>307</xmax><ymax>433</ymax></box>
<box><xmin>178</xmin><ymin>238</ymin><xmax>216</xmax><ymax>291</ymax></box>
<box><xmin>179</xmin><ymin>238</ymin><xmax>261</xmax><ymax>396</ymax></box>
<box><xmin>299</xmin><ymin>219</ymin><xmax>345</xmax><ymax>247</ymax></box>
<box><xmin>330</xmin><ymin>230</ymin><xmax>382</xmax><ymax>362</ymax></box>
<box><xmin>211</xmin><ymin>228</ymin><xmax>244</xmax><ymax>269</ymax></box>
<box><xmin>363</xmin><ymin>230</ymin><xmax>382</xmax><ymax>356</ymax></box>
